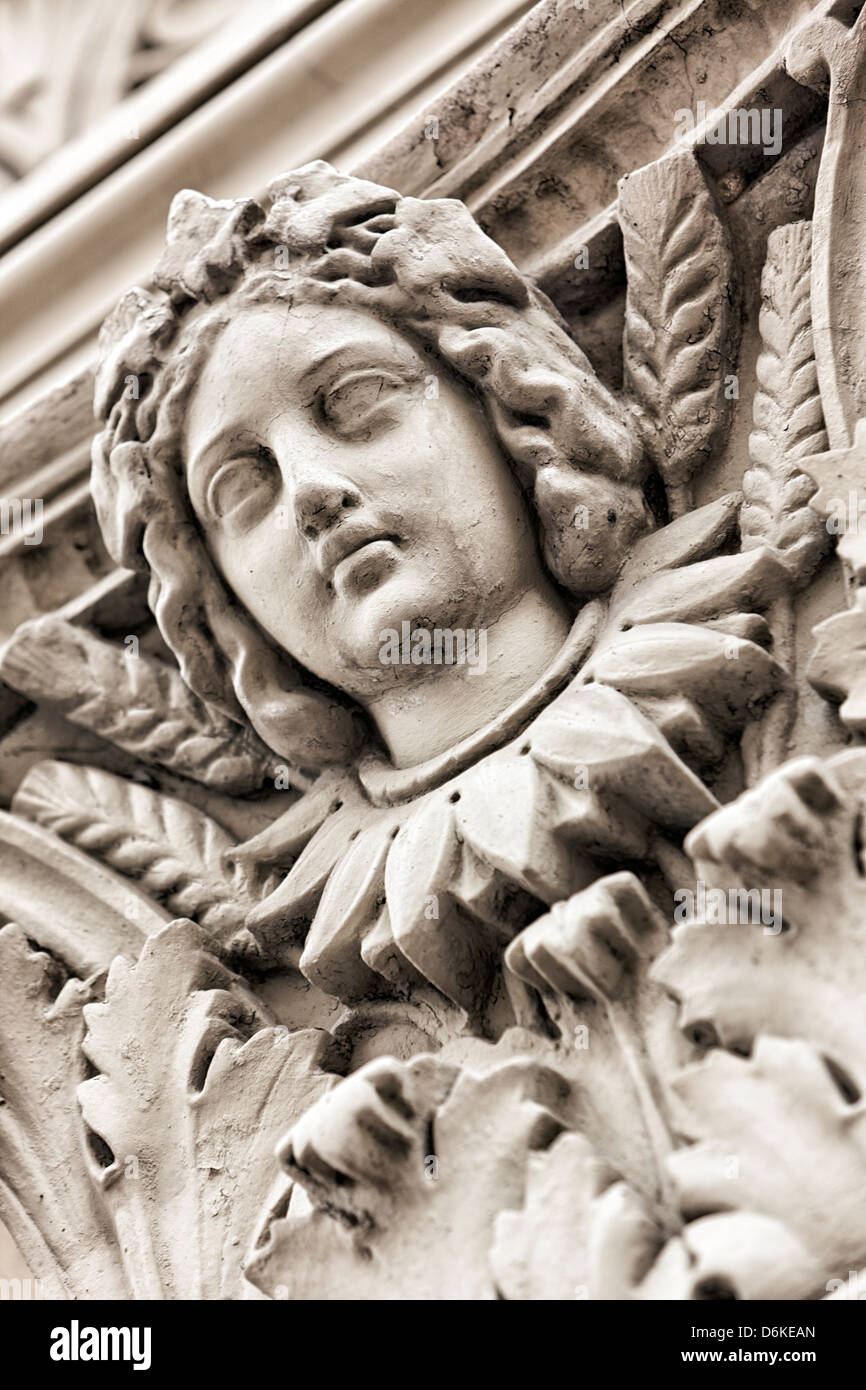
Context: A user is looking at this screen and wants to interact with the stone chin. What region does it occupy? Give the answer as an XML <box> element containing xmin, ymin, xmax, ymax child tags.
<box><xmin>326</xmin><ymin>548</ymin><xmax>496</xmax><ymax>687</ymax></box>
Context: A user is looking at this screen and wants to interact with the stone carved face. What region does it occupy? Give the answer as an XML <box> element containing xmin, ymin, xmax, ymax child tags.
<box><xmin>184</xmin><ymin>301</ymin><xmax>554</xmax><ymax>703</ymax></box>
<box><xmin>91</xmin><ymin>163</ymin><xmax>649</xmax><ymax>767</ymax></box>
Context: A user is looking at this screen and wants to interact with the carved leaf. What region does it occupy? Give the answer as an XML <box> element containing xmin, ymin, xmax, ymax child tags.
<box><xmin>604</xmin><ymin>497</ymin><xmax>789</xmax><ymax>632</ymax></box>
<box><xmin>654</xmin><ymin>751</ymin><xmax>866</xmax><ymax>1093</ymax></box>
<box><xmin>619</xmin><ymin>151</ymin><xmax>739</xmax><ymax>514</ymax></box>
<box><xmin>291</xmin><ymin>684</ymin><xmax>718</xmax><ymax>1018</ymax></box>
<box><xmin>79</xmin><ymin>920</ymin><xmax>339</xmax><ymax>1299</ymax></box>
<box><xmin>670</xmin><ymin>1036</ymin><xmax>866</xmax><ymax>1299</ymax></box>
<box><xmin>491</xmin><ymin>1126</ymin><xmax>833</xmax><ymax>1301</ymax></box>
<box><xmin>578</xmin><ymin>498</ymin><xmax>789</xmax><ymax>771</ymax></box>
<box><xmin>504</xmin><ymin>873</ymin><xmax>688</xmax><ymax>1205</ymax></box>
<box><xmin>742</xmin><ymin>222</ymin><xmax>829</xmax><ymax>584</ymax></box>
<box><xmin>0</xmin><ymin>806</ymin><xmax>167</xmax><ymax>977</ymax></box>
<box><xmin>809</xmin><ymin>591</ymin><xmax>866</xmax><ymax>732</ymax></box>
<box><xmin>491</xmin><ymin>1133</ymin><xmax>643</xmax><ymax>1300</ymax></box>
<box><xmin>14</xmin><ymin>760</ymin><xmax>279</xmax><ymax>955</ymax></box>
<box><xmin>582</xmin><ymin>622</ymin><xmax>785</xmax><ymax>771</ymax></box>
<box><xmin>247</xmin><ymin>1053</ymin><xmax>572</xmax><ymax>1300</ymax></box>
<box><xmin>0</xmin><ymin>925</ymin><xmax>129</xmax><ymax>1298</ymax></box>
<box><xmin>0</xmin><ymin>616</ymin><xmax>276</xmax><ymax>793</ymax></box>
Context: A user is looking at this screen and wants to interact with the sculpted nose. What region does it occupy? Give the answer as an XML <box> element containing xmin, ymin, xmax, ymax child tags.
<box><xmin>294</xmin><ymin>477</ymin><xmax>362</xmax><ymax>540</ymax></box>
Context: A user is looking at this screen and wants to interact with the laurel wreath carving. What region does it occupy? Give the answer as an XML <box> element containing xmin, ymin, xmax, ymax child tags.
<box><xmin>13</xmin><ymin>761</ymin><xmax>279</xmax><ymax>956</ymax></box>
<box><xmin>0</xmin><ymin>616</ymin><xmax>276</xmax><ymax>794</ymax></box>
<box><xmin>618</xmin><ymin>150</ymin><xmax>739</xmax><ymax>517</ymax></box>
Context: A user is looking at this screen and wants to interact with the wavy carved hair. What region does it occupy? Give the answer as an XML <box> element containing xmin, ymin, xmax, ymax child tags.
<box><xmin>91</xmin><ymin>161</ymin><xmax>646</xmax><ymax>772</ymax></box>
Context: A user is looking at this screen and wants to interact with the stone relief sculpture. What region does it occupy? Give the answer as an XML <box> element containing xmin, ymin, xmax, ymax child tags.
<box><xmin>5</xmin><ymin>2</ymin><xmax>866</xmax><ymax>1301</ymax></box>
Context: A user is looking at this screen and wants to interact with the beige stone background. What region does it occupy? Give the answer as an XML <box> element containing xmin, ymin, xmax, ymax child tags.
<box><xmin>0</xmin><ymin>1222</ymin><xmax>29</xmax><ymax>1282</ymax></box>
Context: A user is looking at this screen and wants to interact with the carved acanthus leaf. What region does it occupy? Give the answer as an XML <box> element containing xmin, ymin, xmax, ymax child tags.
<box><xmin>0</xmin><ymin>616</ymin><xmax>276</xmax><ymax>793</ymax></box>
<box><xmin>247</xmin><ymin>1053</ymin><xmax>572</xmax><ymax>1300</ymax></box>
<box><xmin>79</xmin><ymin>920</ymin><xmax>340</xmax><ymax>1299</ymax></box>
<box><xmin>489</xmin><ymin>1131</ymin><xmax>814</xmax><ymax>1301</ymax></box>
<box><xmin>504</xmin><ymin>873</ymin><xmax>687</xmax><ymax>1207</ymax></box>
<box><xmin>671</xmin><ymin>1036</ymin><xmax>866</xmax><ymax>1300</ymax></box>
<box><xmin>654</xmin><ymin>752</ymin><xmax>866</xmax><ymax>1092</ymax></box>
<box><xmin>493</xmin><ymin>767</ymin><xmax>866</xmax><ymax>1302</ymax></box>
<box><xmin>13</xmin><ymin>760</ymin><xmax>280</xmax><ymax>957</ymax></box>
<box><xmin>0</xmin><ymin>926</ymin><xmax>129</xmax><ymax>1299</ymax></box>
<box><xmin>491</xmin><ymin>1132</ymin><xmax>659</xmax><ymax>1300</ymax></box>
<box><xmin>619</xmin><ymin>151</ymin><xmax>739</xmax><ymax>516</ymax></box>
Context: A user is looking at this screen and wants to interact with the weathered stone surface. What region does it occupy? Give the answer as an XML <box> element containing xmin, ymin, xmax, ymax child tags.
<box><xmin>3</xmin><ymin>0</ymin><xmax>866</xmax><ymax>1305</ymax></box>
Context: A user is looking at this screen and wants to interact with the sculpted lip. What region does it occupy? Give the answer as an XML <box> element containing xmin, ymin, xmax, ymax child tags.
<box><xmin>320</xmin><ymin>523</ymin><xmax>400</xmax><ymax>583</ymax></box>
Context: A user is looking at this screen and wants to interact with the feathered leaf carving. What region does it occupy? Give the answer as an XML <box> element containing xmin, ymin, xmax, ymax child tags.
<box><xmin>0</xmin><ymin>615</ymin><xmax>276</xmax><ymax>793</ymax></box>
<box><xmin>13</xmin><ymin>760</ymin><xmax>279</xmax><ymax>956</ymax></box>
<box><xmin>79</xmin><ymin>920</ymin><xmax>339</xmax><ymax>1299</ymax></box>
<box><xmin>619</xmin><ymin>151</ymin><xmax>739</xmax><ymax>515</ymax></box>
<box><xmin>0</xmin><ymin>805</ymin><xmax>167</xmax><ymax>976</ymax></box>
<box><xmin>741</xmin><ymin>221</ymin><xmax>829</xmax><ymax>584</ymax></box>
<box><xmin>0</xmin><ymin>925</ymin><xmax>129</xmax><ymax>1299</ymax></box>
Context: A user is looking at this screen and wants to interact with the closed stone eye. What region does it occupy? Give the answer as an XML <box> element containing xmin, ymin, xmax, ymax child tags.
<box><xmin>207</xmin><ymin>446</ymin><xmax>281</xmax><ymax>527</ymax></box>
<box><xmin>321</xmin><ymin>370</ymin><xmax>418</xmax><ymax>436</ymax></box>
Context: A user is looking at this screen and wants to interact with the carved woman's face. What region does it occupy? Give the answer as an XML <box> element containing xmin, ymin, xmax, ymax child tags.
<box><xmin>183</xmin><ymin>301</ymin><xmax>553</xmax><ymax>701</ymax></box>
